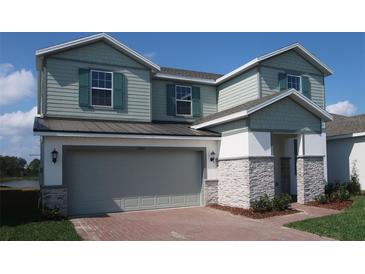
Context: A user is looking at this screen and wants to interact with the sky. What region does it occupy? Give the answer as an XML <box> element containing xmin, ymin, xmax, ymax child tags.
<box><xmin>0</xmin><ymin>32</ymin><xmax>364</xmax><ymax>161</ymax></box>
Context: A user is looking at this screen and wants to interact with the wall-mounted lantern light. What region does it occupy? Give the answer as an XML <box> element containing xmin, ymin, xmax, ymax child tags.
<box><xmin>51</xmin><ymin>149</ymin><xmax>58</xmax><ymax>164</ymax></box>
<box><xmin>209</xmin><ymin>151</ymin><xmax>216</xmax><ymax>162</ymax></box>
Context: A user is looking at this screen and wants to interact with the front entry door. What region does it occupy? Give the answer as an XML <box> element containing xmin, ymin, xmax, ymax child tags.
<box><xmin>280</xmin><ymin>157</ymin><xmax>291</xmax><ymax>194</ymax></box>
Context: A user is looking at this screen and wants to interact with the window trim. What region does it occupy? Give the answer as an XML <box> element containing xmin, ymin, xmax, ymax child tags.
<box><xmin>175</xmin><ymin>85</ymin><xmax>193</xmax><ymax>117</ymax></box>
<box><xmin>287</xmin><ymin>74</ymin><xmax>302</xmax><ymax>92</ymax></box>
<box><xmin>90</xmin><ymin>69</ymin><xmax>113</xmax><ymax>108</ymax></box>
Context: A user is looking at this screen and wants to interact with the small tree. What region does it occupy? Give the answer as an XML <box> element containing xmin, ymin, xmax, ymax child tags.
<box><xmin>347</xmin><ymin>160</ymin><xmax>361</xmax><ymax>195</ymax></box>
<box><xmin>26</xmin><ymin>159</ymin><xmax>40</xmax><ymax>177</ymax></box>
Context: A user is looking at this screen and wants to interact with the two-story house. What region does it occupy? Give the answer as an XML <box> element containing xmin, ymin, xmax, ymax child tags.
<box><xmin>33</xmin><ymin>33</ymin><xmax>333</xmax><ymax>216</ymax></box>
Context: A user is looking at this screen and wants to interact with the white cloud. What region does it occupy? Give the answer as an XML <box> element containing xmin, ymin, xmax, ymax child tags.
<box><xmin>143</xmin><ymin>51</ymin><xmax>157</xmax><ymax>60</ymax></box>
<box><xmin>0</xmin><ymin>107</ymin><xmax>39</xmax><ymax>161</ymax></box>
<box><xmin>0</xmin><ymin>63</ymin><xmax>14</xmax><ymax>76</ymax></box>
<box><xmin>326</xmin><ymin>100</ymin><xmax>357</xmax><ymax>116</ymax></box>
<box><xmin>0</xmin><ymin>63</ymin><xmax>36</xmax><ymax>105</ymax></box>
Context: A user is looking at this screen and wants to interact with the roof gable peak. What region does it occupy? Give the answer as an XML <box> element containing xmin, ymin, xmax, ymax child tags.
<box><xmin>36</xmin><ymin>33</ymin><xmax>160</xmax><ymax>71</ymax></box>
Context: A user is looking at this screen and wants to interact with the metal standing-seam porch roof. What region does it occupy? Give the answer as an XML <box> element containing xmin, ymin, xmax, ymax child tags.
<box><xmin>33</xmin><ymin>117</ymin><xmax>220</xmax><ymax>138</ymax></box>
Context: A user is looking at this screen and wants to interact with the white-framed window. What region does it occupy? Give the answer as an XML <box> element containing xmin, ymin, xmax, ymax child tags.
<box><xmin>175</xmin><ymin>85</ymin><xmax>192</xmax><ymax>116</ymax></box>
<box><xmin>287</xmin><ymin>74</ymin><xmax>301</xmax><ymax>91</ymax></box>
<box><xmin>91</xmin><ymin>70</ymin><xmax>113</xmax><ymax>107</ymax></box>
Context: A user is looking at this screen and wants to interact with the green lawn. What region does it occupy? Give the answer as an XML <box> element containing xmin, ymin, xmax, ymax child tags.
<box><xmin>0</xmin><ymin>188</ymin><xmax>81</xmax><ymax>240</ymax></box>
<box><xmin>286</xmin><ymin>195</ymin><xmax>365</xmax><ymax>240</ymax></box>
<box><xmin>0</xmin><ymin>176</ymin><xmax>39</xmax><ymax>182</ymax></box>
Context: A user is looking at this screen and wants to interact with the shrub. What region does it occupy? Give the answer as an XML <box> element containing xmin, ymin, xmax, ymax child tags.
<box><xmin>338</xmin><ymin>186</ymin><xmax>351</xmax><ymax>201</ymax></box>
<box><xmin>315</xmin><ymin>194</ymin><xmax>329</xmax><ymax>204</ymax></box>
<box><xmin>42</xmin><ymin>207</ymin><xmax>63</xmax><ymax>220</ymax></box>
<box><xmin>272</xmin><ymin>194</ymin><xmax>292</xmax><ymax>211</ymax></box>
<box><xmin>330</xmin><ymin>186</ymin><xmax>350</xmax><ymax>202</ymax></box>
<box><xmin>251</xmin><ymin>195</ymin><xmax>273</xmax><ymax>213</ymax></box>
<box><xmin>325</xmin><ymin>182</ymin><xmax>340</xmax><ymax>195</ymax></box>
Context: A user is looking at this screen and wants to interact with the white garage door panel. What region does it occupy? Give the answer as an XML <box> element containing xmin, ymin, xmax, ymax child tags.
<box><xmin>64</xmin><ymin>148</ymin><xmax>203</xmax><ymax>215</ymax></box>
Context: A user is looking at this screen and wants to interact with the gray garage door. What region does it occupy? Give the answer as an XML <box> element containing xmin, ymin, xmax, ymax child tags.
<box><xmin>64</xmin><ymin>147</ymin><xmax>203</xmax><ymax>215</ymax></box>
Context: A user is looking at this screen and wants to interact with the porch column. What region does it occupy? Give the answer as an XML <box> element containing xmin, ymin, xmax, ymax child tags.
<box><xmin>218</xmin><ymin>156</ymin><xmax>275</xmax><ymax>209</ymax></box>
<box><xmin>296</xmin><ymin>156</ymin><xmax>325</xmax><ymax>204</ymax></box>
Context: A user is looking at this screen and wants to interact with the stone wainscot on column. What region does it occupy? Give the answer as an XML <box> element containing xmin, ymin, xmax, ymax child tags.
<box><xmin>41</xmin><ymin>186</ymin><xmax>68</xmax><ymax>216</ymax></box>
<box><xmin>218</xmin><ymin>156</ymin><xmax>275</xmax><ymax>209</ymax></box>
<box><xmin>204</xmin><ymin>179</ymin><xmax>218</xmax><ymax>205</ymax></box>
<box><xmin>296</xmin><ymin>156</ymin><xmax>325</xmax><ymax>204</ymax></box>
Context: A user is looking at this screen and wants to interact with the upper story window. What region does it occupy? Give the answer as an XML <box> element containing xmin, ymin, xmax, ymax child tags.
<box><xmin>176</xmin><ymin>85</ymin><xmax>192</xmax><ymax>116</ymax></box>
<box><xmin>91</xmin><ymin>70</ymin><xmax>113</xmax><ymax>107</ymax></box>
<box><xmin>287</xmin><ymin>75</ymin><xmax>301</xmax><ymax>91</ymax></box>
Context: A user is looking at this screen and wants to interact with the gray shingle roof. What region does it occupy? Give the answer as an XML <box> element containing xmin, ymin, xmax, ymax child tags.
<box><xmin>160</xmin><ymin>67</ymin><xmax>223</xmax><ymax>80</ymax></box>
<box><xmin>326</xmin><ymin>113</ymin><xmax>365</xmax><ymax>137</ymax></box>
<box><xmin>33</xmin><ymin>117</ymin><xmax>220</xmax><ymax>137</ymax></box>
<box><xmin>193</xmin><ymin>92</ymin><xmax>283</xmax><ymax>126</ymax></box>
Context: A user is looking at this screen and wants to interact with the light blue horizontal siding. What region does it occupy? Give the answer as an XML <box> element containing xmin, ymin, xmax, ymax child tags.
<box><xmin>45</xmin><ymin>58</ymin><xmax>151</xmax><ymax>121</ymax></box>
<box><xmin>261</xmin><ymin>50</ymin><xmax>321</xmax><ymax>74</ymax></box>
<box><xmin>217</xmin><ymin>68</ymin><xmax>259</xmax><ymax>112</ymax></box>
<box><xmin>151</xmin><ymin>80</ymin><xmax>217</xmax><ymax>122</ymax></box>
<box><xmin>51</xmin><ymin>41</ymin><xmax>144</xmax><ymax>69</ymax></box>
<box><xmin>260</xmin><ymin>50</ymin><xmax>325</xmax><ymax>108</ymax></box>
<box><xmin>260</xmin><ymin>66</ymin><xmax>325</xmax><ymax>108</ymax></box>
<box><xmin>208</xmin><ymin>119</ymin><xmax>247</xmax><ymax>133</ymax></box>
<box><xmin>249</xmin><ymin>97</ymin><xmax>321</xmax><ymax>133</ymax></box>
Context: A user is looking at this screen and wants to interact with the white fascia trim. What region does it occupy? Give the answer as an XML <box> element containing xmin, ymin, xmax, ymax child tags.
<box><xmin>215</xmin><ymin>58</ymin><xmax>258</xmax><ymax>84</ymax></box>
<box><xmin>327</xmin><ymin>132</ymin><xmax>365</xmax><ymax>140</ymax></box>
<box><xmin>216</xmin><ymin>43</ymin><xmax>333</xmax><ymax>84</ymax></box>
<box><xmin>191</xmin><ymin>110</ymin><xmax>248</xmax><ymax>129</ymax></box>
<box><xmin>154</xmin><ymin>73</ymin><xmax>216</xmax><ymax>85</ymax></box>
<box><xmin>35</xmin><ymin>33</ymin><xmax>160</xmax><ymax>72</ymax></box>
<box><xmin>287</xmin><ymin>90</ymin><xmax>333</xmax><ymax>121</ymax></box>
<box><xmin>33</xmin><ymin>131</ymin><xmax>221</xmax><ymax>141</ymax></box>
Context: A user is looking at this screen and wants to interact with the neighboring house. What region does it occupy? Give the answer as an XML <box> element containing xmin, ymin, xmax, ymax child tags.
<box><xmin>33</xmin><ymin>33</ymin><xmax>333</xmax><ymax>216</ymax></box>
<box><xmin>326</xmin><ymin>114</ymin><xmax>365</xmax><ymax>189</ymax></box>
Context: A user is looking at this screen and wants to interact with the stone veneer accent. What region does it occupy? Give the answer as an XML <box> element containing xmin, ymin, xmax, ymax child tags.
<box><xmin>296</xmin><ymin>156</ymin><xmax>325</xmax><ymax>204</ymax></box>
<box><xmin>218</xmin><ymin>157</ymin><xmax>275</xmax><ymax>209</ymax></box>
<box><xmin>41</xmin><ymin>186</ymin><xmax>68</xmax><ymax>216</ymax></box>
<box><xmin>249</xmin><ymin>157</ymin><xmax>275</xmax><ymax>202</ymax></box>
<box><xmin>204</xmin><ymin>180</ymin><xmax>218</xmax><ymax>205</ymax></box>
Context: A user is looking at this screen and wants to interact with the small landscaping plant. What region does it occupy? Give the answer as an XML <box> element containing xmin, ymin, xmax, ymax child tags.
<box><xmin>251</xmin><ymin>194</ymin><xmax>292</xmax><ymax>213</ymax></box>
<box><xmin>251</xmin><ymin>194</ymin><xmax>273</xmax><ymax>213</ymax></box>
<box><xmin>42</xmin><ymin>207</ymin><xmax>64</xmax><ymax>221</ymax></box>
<box><xmin>272</xmin><ymin>194</ymin><xmax>292</xmax><ymax>211</ymax></box>
<box><xmin>330</xmin><ymin>186</ymin><xmax>350</xmax><ymax>202</ymax></box>
<box><xmin>325</xmin><ymin>181</ymin><xmax>340</xmax><ymax>195</ymax></box>
<box><xmin>315</xmin><ymin>194</ymin><xmax>330</xmax><ymax>204</ymax></box>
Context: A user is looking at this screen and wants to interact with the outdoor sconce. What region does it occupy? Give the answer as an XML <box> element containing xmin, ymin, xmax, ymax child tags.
<box><xmin>209</xmin><ymin>151</ymin><xmax>216</xmax><ymax>162</ymax></box>
<box><xmin>51</xmin><ymin>149</ymin><xmax>58</xmax><ymax>164</ymax></box>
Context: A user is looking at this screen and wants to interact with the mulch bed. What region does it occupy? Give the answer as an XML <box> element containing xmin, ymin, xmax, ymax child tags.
<box><xmin>209</xmin><ymin>204</ymin><xmax>300</xmax><ymax>219</ymax></box>
<box><xmin>306</xmin><ymin>200</ymin><xmax>353</xmax><ymax>211</ymax></box>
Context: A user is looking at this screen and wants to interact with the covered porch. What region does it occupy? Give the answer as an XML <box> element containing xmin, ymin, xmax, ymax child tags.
<box><xmin>192</xmin><ymin>89</ymin><xmax>333</xmax><ymax>208</ymax></box>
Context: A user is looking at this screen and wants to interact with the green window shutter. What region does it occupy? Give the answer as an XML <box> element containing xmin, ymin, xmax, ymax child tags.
<box><xmin>166</xmin><ymin>84</ymin><xmax>176</xmax><ymax>116</ymax></box>
<box><xmin>278</xmin><ymin>73</ymin><xmax>287</xmax><ymax>91</ymax></box>
<box><xmin>79</xmin><ymin>69</ymin><xmax>90</xmax><ymax>107</ymax></box>
<box><xmin>192</xmin><ymin>86</ymin><xmax>201</xmax><ymax>117</ymax></box>
<box><xmin>302</xmin><ymin>76</ymin><xmax>311</xmax><ymax>99</ymax></box>
<box><xmin>113</xmin><ymin>72</ymin><xmax>126</xmax><ymax>110</ymax></box>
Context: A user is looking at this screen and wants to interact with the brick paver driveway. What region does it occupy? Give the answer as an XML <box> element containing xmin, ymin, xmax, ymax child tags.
<box><xmin>71</xmin><ymin>204</ymin><xmax>338</xmax><ymax>240</ymax></box>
